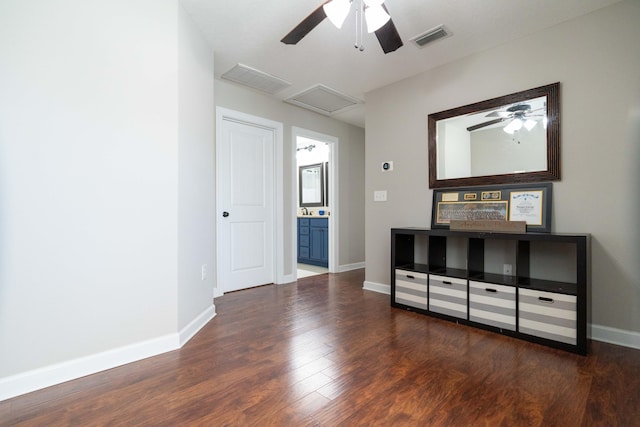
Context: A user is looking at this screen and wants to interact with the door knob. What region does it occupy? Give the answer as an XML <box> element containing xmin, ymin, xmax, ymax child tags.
<box><xmin>222</xmin><ymin>211</ymin><xmax>229</xmax><ymax>217</ymax></box>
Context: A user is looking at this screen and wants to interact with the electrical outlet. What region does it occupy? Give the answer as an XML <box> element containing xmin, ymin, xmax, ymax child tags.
<box><xmin>503</xmin><ymin>264</ymin><xmax>512</xmax><ymax>276</ymax></box>
<box><xmin>201</xmin><ymin>264</ymin><xmax>207</xmax><ymax>281</ymax></box>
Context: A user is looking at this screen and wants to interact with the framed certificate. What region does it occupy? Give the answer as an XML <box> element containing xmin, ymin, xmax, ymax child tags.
<box><xmin>432</xmin><ymin>183</ymin><xmax>552</xmax><ymax>232</ymax></box>
<box><xmin>509</xmin><ymin>190</ymin><xmax>544</xmax><ymax>225</ymax></box>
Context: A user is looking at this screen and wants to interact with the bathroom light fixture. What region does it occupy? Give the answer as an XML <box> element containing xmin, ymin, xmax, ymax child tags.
<box><xmin>296</xmin><ymin>144</ymin><xmax>316</xmax><ymax>152</ymax></box>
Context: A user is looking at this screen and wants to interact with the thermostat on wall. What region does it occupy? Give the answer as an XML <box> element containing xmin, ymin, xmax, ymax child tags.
<box><xmin>381</xmin><ymin>161</ymin><xmax>394</xmax><ymax>172</ymax></box>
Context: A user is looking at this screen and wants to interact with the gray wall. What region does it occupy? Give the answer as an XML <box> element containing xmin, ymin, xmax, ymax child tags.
<box><xmin>365</xmin><ymin>1</ymin><xmax>640</xmax><ymax>338</ymax></box>
<box><xmin>214</xmin><ymin>79</ymin><xmax>366</xmax><ymax>274</ymax></box>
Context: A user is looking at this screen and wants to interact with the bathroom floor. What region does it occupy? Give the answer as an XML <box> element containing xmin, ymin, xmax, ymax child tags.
<box><xmin>297</xmin><ymin>263</ymin><xmax>328</xmax><ymax>279</ymax></box>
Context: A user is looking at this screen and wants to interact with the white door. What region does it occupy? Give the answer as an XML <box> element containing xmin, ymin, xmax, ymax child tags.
<box><xmin>217</xmin><ymin>116</ymin><xmax>275</xmax><ymax>293</ymax></box>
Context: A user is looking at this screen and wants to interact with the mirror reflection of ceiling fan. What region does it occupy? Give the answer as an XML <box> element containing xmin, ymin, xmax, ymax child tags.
<box><xmin>281</xmin><ymin>0</ymin><xmax>403</xmax><ymax>54</ymax></box>
<box><xmin>467</xmin><ymin>104</ymin><xmax>546</xmax><ymax>134</ymax></box>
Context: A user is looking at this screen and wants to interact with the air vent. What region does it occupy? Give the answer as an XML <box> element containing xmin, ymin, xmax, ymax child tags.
<box><xmin>411</xmin><ymin>25</ymin><xmax>451</xmax><ymax>48</ymax></box>
<box><xmin>221</xmin><ymin>63</ymin><xmax>291</xmax><ymax>95</ymax></box>
<box><xmin>285</xmin><ymin>85</ymin><xmax>361</xmax><ymax>115</ymax></box>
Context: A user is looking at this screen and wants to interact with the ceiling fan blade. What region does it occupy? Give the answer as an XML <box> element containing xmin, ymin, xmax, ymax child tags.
<box><xmin>467</xmin><ymin>118</ymin><xmax>507</xmax><ymax>132</ymax></box>
<box><xmin>374</xmin><ymin>5</ymin><xmax>403</xmax><ymax>53</ymax></box>
<box><xmin>486</xmin><ymin>111</ymin><xmax>511</xmax><ymax>118</ymax></box>
<box><xmin>281</xmin><ymin>3</ymin><xmax>328</xmax><ymax>45</ymax></box>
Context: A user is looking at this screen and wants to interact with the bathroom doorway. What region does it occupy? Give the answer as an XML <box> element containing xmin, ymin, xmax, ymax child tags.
<box><xmin>293</xmin><ymin>128</ymin><xmax>338</xmax><ymax>279</ymax></box>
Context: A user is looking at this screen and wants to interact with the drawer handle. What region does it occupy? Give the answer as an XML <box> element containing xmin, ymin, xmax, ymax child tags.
<box><xmin>485</xmin><ymin>288</ymin><xmax>497</xmax><ymax>293</ymax></box>
<box><xmin>406</xmin><ymin>275</ymin><xmax>415</xmax><ymax>280</ymax></box>
<box><xmin>538</xmin><ymin>296</ymin><xmax>554</xmax><ymax>304</ymax></box>
<box><xmin>443</xmin><ymin>281</ymin><xmax>452</xmax><ymax>285</ymax></box>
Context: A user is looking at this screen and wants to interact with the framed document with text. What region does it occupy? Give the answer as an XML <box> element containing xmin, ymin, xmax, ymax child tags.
<box><xmin>509</xmin><ymin>190</ymin><xmax>544</xmax><ymax>225</ymax></box>
<box><xmin>432</xmin><ymin>183</ymin><xmax>552</xmax><ymax>232</ymax></box>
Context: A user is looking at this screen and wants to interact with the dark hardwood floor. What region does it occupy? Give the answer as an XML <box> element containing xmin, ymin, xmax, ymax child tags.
<box><xmin>2</xmin><ymin>269</ymin><xmax>639</xmax><ymax>426</ymax></box>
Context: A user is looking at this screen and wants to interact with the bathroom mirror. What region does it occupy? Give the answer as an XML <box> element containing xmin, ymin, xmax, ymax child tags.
<box><xmin>428</xmin><ymin>82</ymin><xmax>560</xmax><ymax>188</ymax></box>
<box><xmin>299</xmin><ymin>163</ymin><xmax>324</xmax><ymax>207</ymax></box>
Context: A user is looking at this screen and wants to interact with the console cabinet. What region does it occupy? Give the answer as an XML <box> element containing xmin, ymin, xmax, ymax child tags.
<box><xmin>391</xmin><ymin>228</ymin><xmax>589</xmax><ymax>354</ymax></box>
<box><xmin>298</xmin><ymin>217</ymin><xmax>328</xmax><ymax>267</ymax></box>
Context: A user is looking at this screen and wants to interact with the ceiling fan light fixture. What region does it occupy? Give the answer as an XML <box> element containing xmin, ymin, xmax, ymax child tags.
<box><xmin>323</xmin><ymin>0</ymin><xmax>351</xmax><ymax>29</ymax></box>
<box><xmin>524</xmin><ymin>119</ymin><xmax>537</xmax><ymax>131</ymax></box>
<box><xmin>365</xmin><ymin>4</ymin><xmax>390</xmax><ymax>33</ymax></box>
<box><xmin>282</xmin><ymin>0</ymin><xmax>403</xmax><ymax>54</ymax></box>
<box><xmin>503</xmin><ymin>118</ymin><xmax>523</xmax><ymax>134</ymax></box>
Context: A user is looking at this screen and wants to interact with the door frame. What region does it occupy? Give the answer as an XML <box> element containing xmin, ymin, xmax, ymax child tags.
<box><xmin>292</xmin><ymin>127</ymin><xmax>339</xmax><ymax>277</ymax></box>
<box><xmin>215</xmin><ymin>107</ymin><xmax>284</xmax><ymax>297</ymax></box>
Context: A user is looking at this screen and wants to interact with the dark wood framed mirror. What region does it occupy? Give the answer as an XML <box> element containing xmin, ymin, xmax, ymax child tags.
<box><xmin>428</xmin><ymin>82</ymin><xmax>560</xmax><ymax>188</ymax></box>
<box><xmin>299</xmin><ymin>163</ymin><xmax>325</xmax><ymax>207</ymax></box>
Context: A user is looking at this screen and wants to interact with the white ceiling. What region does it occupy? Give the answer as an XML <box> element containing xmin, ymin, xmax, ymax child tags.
<box><xmin>180</xmin><ymin>0</ymin><xmax>621</xmax><ymax>128</ymax></box>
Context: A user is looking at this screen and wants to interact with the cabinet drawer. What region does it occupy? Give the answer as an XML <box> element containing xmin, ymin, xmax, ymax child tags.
<box><xmin>298</xmin><ymin>247</ymin><xmax>309</xmax><ymax>259</ymax></box>
<box><xmin>429</xmin><ymin>274</ymin><xmax>467</xmax><ymax>319</ymax></box>
<box><xmin>299</xmin><ymin>235</ymin><xmax>309</xmax><ymax>247</ymax></box>
<box><xmin>395</xmin><ymin>269</ymin><xmax>428</xmax><ymax>309</ymax></box>
<box><xmin>469</xmin><ymin>281</ymin><xmax>516</xmax><ymax>331</ymax></box>
<box><xmin>310</xmin><ymin>218</ymin><xmax>327</xmax><ymax>227</ymax></box>
<box><xmin>518</xmin><ymin>288</ymin><xmax>577</xmax><ymax>345</ymax></box>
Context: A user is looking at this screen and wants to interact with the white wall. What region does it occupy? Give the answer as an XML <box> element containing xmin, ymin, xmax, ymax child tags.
<box><xmin>178</xmin><ymin>4</ymin><xmax>215</xmax><ymax>331</ymax></box>
<box><xmin>439</xmin><ymin>122</ymin><xmax>470</xmax><ymax>179</ymax></box>
<box><xmin>470</xmin><ymin>125</ymin><xmax>546</xmax><ymax>176</ymax></box>
<box><xmin>214</xmin><ymin>79</ymin><xmax>366</xmax><ymax>273</ymax></box>
<box><xmin>0</xmin><ymin>0</ymin><xmax>215</xmax><ymax>400</ymax></box>
<box><xmin>365</xmin><ymin>1</ymin><xmax>640</xmax><ymax>343</ymax></box>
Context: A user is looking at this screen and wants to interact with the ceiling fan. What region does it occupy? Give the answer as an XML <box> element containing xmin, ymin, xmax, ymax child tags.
<box><xmin>467</xmin><ymin>104</ymin><xmax>546</xmax><ymax>134</ymax></box>
<box><xmin>281</xmin><ymin>0</ymin><xmax>403</xmax><ymax>54</ymax></box>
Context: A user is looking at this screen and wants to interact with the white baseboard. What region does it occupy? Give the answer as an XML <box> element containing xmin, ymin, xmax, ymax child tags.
<box><xmin>363</xmin><ymin>280</ymin><xmax>390</xmax><ymax>295</ymax></box>
<box><xmin>589</xmin><ymin>323</ymin><xmax>640</xmax><ymax>350</ymax></box>
<box><xmin>0</xmin><ymin>304</ymin><xmax>216</xmax><ymax>402</ymax></box>
<box><xmin>338</xmin><ymin>262</ymin><xmax>365</xmax><ymax>273</ymax></box>
<box><xmin>179</xmin><ymin>305</ymin><xmax>216</xmax><ymax>346</ymax></box>
<box><xmin>277</xmin><ymin>273</ymin><xmax>296</xmax><ymax>285</ymax></box>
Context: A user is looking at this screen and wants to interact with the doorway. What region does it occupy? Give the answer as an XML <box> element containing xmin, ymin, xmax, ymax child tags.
<box><xmin>293</xmin><ymin>127</ymin><xmax>338</xmax><ymax>279</ymax></box>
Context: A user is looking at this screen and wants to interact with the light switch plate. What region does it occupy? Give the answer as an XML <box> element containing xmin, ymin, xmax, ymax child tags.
<box><xmin>374</xmin><ymin>190</ymin><xmax>387</xmax><ymax>202</ymax></box>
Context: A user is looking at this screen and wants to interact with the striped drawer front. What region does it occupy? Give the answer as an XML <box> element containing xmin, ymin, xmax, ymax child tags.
<box><xmin>469</xmin><ymin>281</ymin><xmax>516</xmax><ymax>331</ymax></box>
<box><xmin>518</xmin><ymin>288</ymin><xmax>577</xmax><ymax>345</ymax></box>
<box><xmin>429</xmin><ymin>274</ymin><xmax>467</xmax><ymax>319</ymax></box>
<box><xmin>395</xmin><ymin>269</ymin><xmax>428</xmax><ymax>309</ymax></box>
